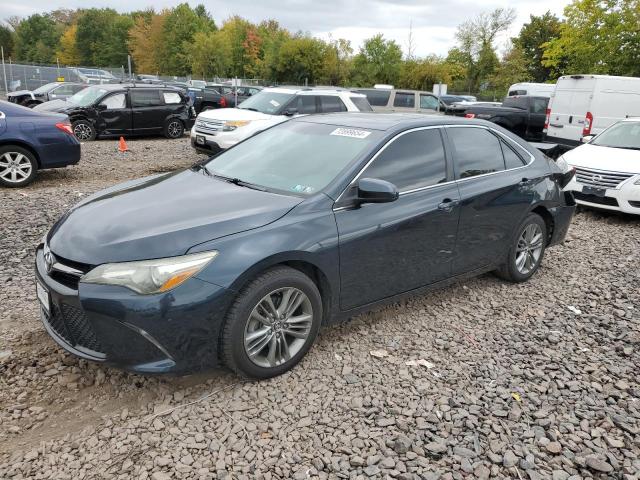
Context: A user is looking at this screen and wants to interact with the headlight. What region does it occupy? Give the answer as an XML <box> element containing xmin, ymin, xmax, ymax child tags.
<box><xmin>81</xmin><ymin>251</ymin><xmax>218</xmax><ymax>294</ymax></box>
<box><xmin>223</xmin><ymin>120</ymin><xmax>251</xmax><ymax>131</ymax></box>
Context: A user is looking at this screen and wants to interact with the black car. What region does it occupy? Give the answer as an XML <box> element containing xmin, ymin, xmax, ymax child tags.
<box><xmin>33</xmin><ymin>84</ymin><xmax>195</xmax><ymax>141</ymax></box>
<box><xmin>457</xmin><ymin>96</ymin><xmax>550</xmax><ymax>142</ymax></box>
<box><xmin>0</xmin><ymin>101</ymin><xmax>80</xmax><ymax>187</ymax></box>
<box><xmin>35</xmin><ymin>113</ymin><xmax>575</xmax><ymax>378</ymax></box>
<box><xmin>6</xmin><ymin>82</ymin><xmax>87</xmax><ymax>108</ymax></box>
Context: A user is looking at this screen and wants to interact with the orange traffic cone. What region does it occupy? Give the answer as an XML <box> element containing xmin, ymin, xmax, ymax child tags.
<box><xmin>118</xmin><ymin>137</ymin><xmax>129</xmax><ymax>152</ymax></box>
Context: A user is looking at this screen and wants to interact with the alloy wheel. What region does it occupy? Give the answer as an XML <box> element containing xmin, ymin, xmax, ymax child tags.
<box><xmin>515</xmin><ymin>223</ymin><xmax>544</xmax><ymax>275</ymax></box>
<box><xmin>167</xmin><ymin>121</ymin><xmax>182</xmax><ymax>138</ymax></box>
<box><xmin>0</xmin><ymin>152</ymin><xmax>32</xmax><ymax>184</ymax></box>
<box><xmin>73</xmin><ymin>123</ymin><xmax>93</xmax><ymax>141</ymax></box>
<box><xmin>243</xmin><ymin>287</ymin><xmax>314</xmax><ymax>368</ymax></box>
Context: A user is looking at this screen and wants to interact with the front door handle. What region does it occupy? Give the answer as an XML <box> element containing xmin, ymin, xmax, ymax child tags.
<box><xmin>438</xmin><ymin>198</ymin><xmax>459</xmax><ymax>211</ymax></box>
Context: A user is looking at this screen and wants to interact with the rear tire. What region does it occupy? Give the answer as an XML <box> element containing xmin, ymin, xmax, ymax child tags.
<box><xmin>495</xmin><ymin>213</ymin><xmax>547</xmax><ymax>282</ymax></box>
<box><xmin>164</xmin><ymin>119</ymin><xmax>184</xmax><ymax>139</ymax></box>
<box><xmin>221</xmin><ymin>266</ymin><xmax>322</xmax><ymax>379</ymax></box>
<box><xmin>0</xmin><ymin>146</ymin><xmax>38</xmax><ymax>188</ymax></box>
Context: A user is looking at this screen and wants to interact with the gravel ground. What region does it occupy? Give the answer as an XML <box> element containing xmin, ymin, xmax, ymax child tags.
<box><xmin>0</xmin><ymin>138</ymin><xmax>639</xmax><ymax>479</ymax></box>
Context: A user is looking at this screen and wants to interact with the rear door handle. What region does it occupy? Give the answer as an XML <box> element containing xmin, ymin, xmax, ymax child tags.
<box><xmin>438</xmin><ymin>198</ymin><xmax>459</xmax><ymax>211</ymax></box>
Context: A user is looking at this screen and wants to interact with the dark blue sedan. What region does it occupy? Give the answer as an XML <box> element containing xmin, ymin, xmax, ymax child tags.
<box><xmin>0</xmin><ymin>100</ymin><xmax>80</xmax><ymax>187</ymax></box>
<box><xmin>35</xmin><ymin>113</ymin><xmax>576</xmax><ymax>378</ymax></box>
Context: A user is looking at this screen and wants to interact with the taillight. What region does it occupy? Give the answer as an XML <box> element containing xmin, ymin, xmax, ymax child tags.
<box><xmin>544</xmin><ymin>108</ymin><xmax>551</xmax><ymax>130</ymax></box>
<box><xmin>464</xmin><ymin>113</ymin><xmax>475</xmax><ymax>118</ymax></box>
<box><xmin>582</xmin><ymin>111</ymin><xmax>593</xmax><ymax>135</ymax></box>
<box><xmin>220</xmin><ymin>97</ymin><xmax>227</xmax><ymax>108</ymax></box>
<box><xmin>55</xmin><ymin>122</ymin><xmax>74</xmax><ymax>135</ymax></box>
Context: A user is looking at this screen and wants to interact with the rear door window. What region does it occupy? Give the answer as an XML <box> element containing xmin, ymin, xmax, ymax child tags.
<box><xmin>163</xmin><ymin>91</ymin><xmax>182</xmax><ymax>104</ymax></box>
<box><xmin>131</xmin><ymin>89</ymin><xmax>162</xmax><ymax>107</ymax></box>
<box><xmin>363</xmin><ymin>129</ymin><xmax>447</xmax><ymax>191</ymax></box>
<box><xmin>319</xmin><ymin>96</ymin><xmax>347</xmax><ymax>113</ymax></box>
<box><xmin>354</xmin><ymin>89</ymin><xmax>390</xmax><ymax>107</ymax></box>
<box><xmin>448</xmin><ymin>127</ymin><xmax>505</xmax><ymax>179</ymax></box>
<box><xmin>393</xmin><ymin>92</ymin><xmax>415</xmax><ymax>108</ymax></box>
<box><xmin>291</xmin><ymin>95</ymin><xmax>317</xmax><ymax>114</ymax></box>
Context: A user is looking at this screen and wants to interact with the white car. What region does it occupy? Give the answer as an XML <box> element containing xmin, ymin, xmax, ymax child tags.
<box><xmin>560</xmin><ymin>119</ymin><xmax>640</xmax><ymax>214</ymax></box>
<box><xmin>190</xmin><ymin>87</ymin><xmax>372</xmax><ymax>153</ymax></box>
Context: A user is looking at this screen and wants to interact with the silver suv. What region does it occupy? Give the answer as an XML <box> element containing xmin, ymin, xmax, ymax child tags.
<box><xmin>352</xmin><ymin>88</ymin><xmax>447</xmax><ymax>114</ymax></box>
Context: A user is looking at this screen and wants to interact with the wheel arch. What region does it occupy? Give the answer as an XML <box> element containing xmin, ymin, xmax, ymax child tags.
<box><xmin>0</xmin><ymin>140</ymin><xmax>41</xmax><ymax>168</ymax></box>
<box><xmin>530</xmin><ymin>204</ymin><xmax>554</xmax><ymax>245</ymax></box>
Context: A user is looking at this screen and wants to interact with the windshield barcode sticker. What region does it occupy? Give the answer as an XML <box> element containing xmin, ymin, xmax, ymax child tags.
<box><xmin>330</xmin><ymin>128</ymin><xmax>371</xmax><ymax>139</ymax></box>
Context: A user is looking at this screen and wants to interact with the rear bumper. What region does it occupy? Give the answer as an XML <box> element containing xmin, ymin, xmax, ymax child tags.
<box><xmin>35</xmin><ymin>245</ymin><xmax>235</xmax><ymax>374</ymax></box>
<box><xmin>37</xmin><ymin>137</ymin><xmax>81</xmax><ymax>169</ymax></box>
<box><xmin>548</xmin><ymin>192</ymin><xmax>576</xmax><ymax>246</ymax></box>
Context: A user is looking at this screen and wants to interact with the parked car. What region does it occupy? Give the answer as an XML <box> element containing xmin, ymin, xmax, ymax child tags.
<box><xmin>446</xmin><ymin>101</ymin><xmax>502</xmax><ymax>117</ymax></box>
<box><xmin>508</xmin><ymin>82</ymin><xmax>556</xmax><ymax>98</ymax></box>
<box><xmin>33</xmin><ymin>84</ymin><xmax>195</xmax><ymax>141</ymax></box>
<box><xmin>352</xmin><ymin>88</ymin><xmax>447</xmax><ymax>113</ymax></box>
<box><xmin>0</xmin><ymin>101</ymin><xmax>80</xmax><ymax>187</ymax></box>
<box><xmin>559</xmin><ymin>119</ymin><xmax>640</xmax><ymax>214</ymax></box>
<box><xmin>70</xmin><ymin>68</ymin><xmax>118</xmax><ymax>85</ymax></box>
<box><xmin>462</xmin><ymin>96</ymin><xmax>549</xmax><ymax>141</ymax></box>
<box><xmin>544</xmin><ymin>75</ymin><xmax>640</xmax><ymax>148</ymax></box>
<box><xmin>221</xmin><ymin>86</ymin><xmax>264</xmax><ymax>107</ymax></box>
<box><xmin>191</xmin><ymin>87</ymin><xmax>371</xmax><ymax>154</ymax></box>
<box><xmin>6</xmin><ymin>82</ymin><xmax>87</xmax><ymax>108</ymax></box>
<box><xmin>36</xmin><ymin>113</ymin><xmax>575</xmax><ymax>377</ymax></box>
<box><xmin>187</xmin><ymin>79</ymin><xmax>208</xmax><ymax>89</ymax></box>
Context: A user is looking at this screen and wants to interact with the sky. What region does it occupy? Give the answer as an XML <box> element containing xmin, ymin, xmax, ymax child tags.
<box><xmin>0</xmin><ymin>0</ymin><xmax>573</xmax><ymax>57</ymax></box>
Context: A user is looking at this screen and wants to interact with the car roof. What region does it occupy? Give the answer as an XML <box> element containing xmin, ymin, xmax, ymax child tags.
<box><xmin>84</xmin><ymin>83</ymin><xmax>180</xmax><ymax>91</ymax></box>
<box><xmin>293</xmin><ymin>112</ymin><xmax>485</xmax><ymax>131</ymax></box>
<box><xmin>262</xmin><ymin>86</ymin><xmax>364</xmax><ymax>96</ymax></box>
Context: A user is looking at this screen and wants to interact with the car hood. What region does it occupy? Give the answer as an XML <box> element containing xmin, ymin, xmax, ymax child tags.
<box><xmin>33</xmin><ymin>99</ymin><xmax>76</xmax><ymax>113</ymax></box>
<box><xmin>563</xmin><ymin>144</ymin><xmax>640</xmax><ymax>174</ymax></box>
<box><xmin>198</xmin><ymin>107</ymin><xmax>279</xmax><ymax>122</ymax></box>
<box><xmin>48</xmin><ymin>169</ymin><xmax>302</xmax><ymax>265</ymax></box>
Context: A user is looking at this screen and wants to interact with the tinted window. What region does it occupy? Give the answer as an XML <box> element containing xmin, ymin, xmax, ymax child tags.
<box><xmin>100</xmin><ymin>93</ymin><xmax>126</xmax><ymax>110</ymax></box>
<box><xmin>508</xmin><ymin>89</ymin><xmax>527</xmax><ymax>96</ymax></box>
<box><xmin>503</xmin><ymin>97</ymin><xmax>528</xmax><ymax>110</ymax></box>
<box><xmin>131</xmin><ymin>89</ymin><xmax>162</xmax><ymax>107</ymax></box>
<box><xmin>350</xmin><ymin>96</ymin><xmax>373</xmax><ymax>112</ymax></box>
<box><xmin>291</xmin><ymin>95</ymin><xmax>317</xmax><ymax>114</ymax></box>
<box><xmin>163</xmin><ymin>91</ymin><xmax>182</xmax><ymax>104</ymax></box>
<box><xmin>393</xmin><ymin>92</ymin><xmax>415</xmax><ymax>108</ymax></box>
<box><xmin>501</xmin><ymin>141</ymin><xmax>525</xmax><ymax>169</ymax></box>
<box><xmin>531</xmin><ymin>97</ymin><xmax>548</xmax><ymax>114</ymax></box>
<box><xmin>363</xmin><ymin>129</ymin><xmax>447</xmax><ymax>191</ymax></box>
<box><xmin>319</xmin><ymin>96</ymin><xmax>347</xmax><ymax>113</ymax></box>
<box><xmin>449</xmin><ymin>127</ymin><xmax>505</xmax><ymax>179</ymax></box>
<box><xmin>420</xmin><ymin>94</ymin><xmax>439</xmax><ymax>110</ymax></box>
<box><xmin>355</xmin><ymin>89</ymin><xmax>390</xmax><ymax>107</ymax></box>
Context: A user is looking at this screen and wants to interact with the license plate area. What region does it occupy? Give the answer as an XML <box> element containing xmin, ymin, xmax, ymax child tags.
<box><xmin>36</xmin><ymin>281</ymin><xmax>50</xmax><ymax>314</ymax></box>
<box><xmin>582</xmin><ymin>186</ymin><xmax>606</xmax><ymax>197</ymax></box>
<box><xmin>196</xmin><ymin>135</ymin><xmax>206</xmax><ymax>145</ymax></box>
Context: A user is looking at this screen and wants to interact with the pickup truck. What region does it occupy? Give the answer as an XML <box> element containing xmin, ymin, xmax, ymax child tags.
<box><xmin>460</xmin><ymin>96</ymin><xmax>549</xmax><ymax>142</ymax></box>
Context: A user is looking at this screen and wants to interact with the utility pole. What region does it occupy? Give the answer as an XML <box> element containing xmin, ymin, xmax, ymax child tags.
<box><xmin>127</xmin><ymin>55</ymin><xmax>132</xmax><ymax>80</ymax></box>
<box><xmin>1</xmin><ymin>47</ymin><xmax>7</xmax><ymax>94</ymax></box>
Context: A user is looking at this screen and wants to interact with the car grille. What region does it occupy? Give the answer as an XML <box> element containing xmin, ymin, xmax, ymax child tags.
<box><xmin>47</xmin><ymin>252</ymin><xmax>91</xmax><ymax>290</ymax></box>
<box><xmin>43</xmin><ymin>303</ymin><xmax>105</xmax><ymax>356</ymax></box>
<box><xmin>629</xmin><ymin>200</ymin><xmax>640</xmax><ymax>208</ymax></box>
<box><xmin>574</xmin><ymin>166</ymin><xmax>634</xmax><ymax>189</ymax></box>
<box><xmin>573</xmin><ymin>192</ymin><xmax>619</xmax><ymax>207</ymax></box>
<box><xmin>195</xmin><ymin>119</ymin><xmax>224</xmax><ymax>135</ymax></box>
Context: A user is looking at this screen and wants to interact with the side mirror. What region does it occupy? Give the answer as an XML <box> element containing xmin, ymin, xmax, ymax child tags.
<box><xmin>95</xmin><ymin>103</ymin><xmax>107</xmax><ymax>111</ymax></box>
<box><xmin>581</xmin><ymin>134</ymin><xmax>595</xmax><ymax>143</ymax></box>
<box><xmin>283</xmin><ymin>108</ymin><xmax>298</xmax><ymax>117</ymax></box>
<box><xmin>357</xmin><ymin>178</ymin><xmax>399</xmax><ymax>205</ymax></box>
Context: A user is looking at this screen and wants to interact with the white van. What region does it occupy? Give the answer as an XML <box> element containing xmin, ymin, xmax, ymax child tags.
<box><xmin>507</xmin><ymin>82</ymin><xmax>556</xmax><ymax>98</ymax></box>
<box><xmin>544</xmin><ymin>75</ymin><xmax>640</xmax><ymax>147</ymax></box>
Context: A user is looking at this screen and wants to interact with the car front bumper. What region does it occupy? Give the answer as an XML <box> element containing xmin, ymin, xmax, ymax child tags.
<box><xmin>35</xmin><ymin>245</ymin><xmax>236</xmax><ymax>374</ymax></box>
<box><xmin>190</xmin><ymin>128</ymin><xmax>241</xmax><ymax>151</ymax></box>
<box><xmin>564</xmin><ymin>175</ymin><xmax>640</xmax><ymax>215</ymax></box>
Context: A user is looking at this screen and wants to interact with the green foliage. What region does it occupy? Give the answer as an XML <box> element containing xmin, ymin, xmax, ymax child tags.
<box><xmin>351</xmin><ymin>34</ymin><xmax>403</xmax><ymax>86</ymax></box>
<box><xmin>75</xmin><ymin>9</ymin><xmax>134</xmax><ymax>66</ymax></box>
<box><xmin>275</xmin><ymin>36</ymin><xmax>326</xmax><ymax>84</ymax></box>
<box><xmin>513</xmin><ymin>12</ymin><xmax>562</xmax><ymax>82</ymax></box>
<box><xmin>14</xmin><ymin>14</ymin><xmax>60</xmax><ymax>63</ymax></box>
<box><xmin>542</xmin><ymin>0</ymin><xmax>640</xmax><ymax>77</ymax></box>
<box><xmin>0</xmin><ymin>24</ymin><xmax>15</xmax><ymax>57</ymax></box>
<box><xmin>190</xmin><ymin>30</ymin><xmax>231</xmax><ymax>78</ymax></box>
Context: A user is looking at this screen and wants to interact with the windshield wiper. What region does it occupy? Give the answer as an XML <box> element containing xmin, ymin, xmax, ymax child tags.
<box><xmin>190</xmin><ymin>161</ymin><xmax>212</xmax><ymax>176</ymax></box>
<box><xmin>211</xmin><ymin>173</ymin><xmax>267</xmax><ymax>191</ymax></box>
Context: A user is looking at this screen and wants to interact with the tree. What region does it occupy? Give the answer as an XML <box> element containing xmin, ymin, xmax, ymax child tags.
<box><xmin>489</xmin><ymin>44</ymin><xmax>530</xmax><ymax>97</ymax></box>
<box><xmin>399</xmin><ymin>56</ymin><xmax>455</xmax><ymax>91</ymax></box>
<box><xmin>75</xmin><ymin>9</ymin><xmax>134</xmax><ymax>66</ymax></box>
<box><xmin>257</xmin><ymin>20</ymin><xmax>290</xmax><ymax>80</ymax></box>
<box><xmin>14</xmin><ymin>14</ymin><xmax>60</xmax><ymax>63</ymax></box>
<box><xmin>351</xmin><ymin>34</ymin><xmax>403</xmax><ymax>87</ymax></box>
<box><xmin>0</xmin><ymin>24</ymin><xmax>15</xmax><ymax>58</ymax></box>
<box><xmin>129</xmin><ymin>10</ymin><xmax>168</xmax><ymax>74</ymax></box>
<box><xmin>190</xmin><ymin>31</ymin><xmax>231</xmax><ymax>78</ymax></box>
<box><xmin>275</xmin><ymin>36</ymin><xmax>326</xmax><ymax>84</ymax></box>
<box><xmin>542</xmin><ymin>0</ymin><xmax>640</xmax><ymax>77</ymax></box>
<box><xmin>57</xmin><ymin>24</ymin><xmax>81</xmax><ymax>65</ymax></box>
<box><xmin>513</xmin><ymin>12</ymin><xmax>562</xmax><ymax>82</ymax></box>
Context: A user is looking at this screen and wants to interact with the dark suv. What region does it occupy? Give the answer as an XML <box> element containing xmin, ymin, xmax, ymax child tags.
<box><xmin>33</xmin><ymin>84</ymin><xmax>195</xmax><ymax>141</ymax></box>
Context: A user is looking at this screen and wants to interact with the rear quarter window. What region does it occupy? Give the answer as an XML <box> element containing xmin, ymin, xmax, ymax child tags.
<box><xmin>163</xmin><ymin>91</ymin><xmax>182</xmax><ymax>104</ymax></box>
<box><xmin>350</xmin><ymin>96</ymin><xmax>373</xmax><ymax>112</ymax></box>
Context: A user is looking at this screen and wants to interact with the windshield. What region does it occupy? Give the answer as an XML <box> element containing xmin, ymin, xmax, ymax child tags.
<box><xmin>33</xmin><ymin>83</ymin><xmax>59</xmax><ymax>94</ymax></box>
<box><xmin>206</xmin><ymin>121</ymin><xmax>381</xmax><ymax>195</ymax></box>
<box><xmin>68</xmin><ymin>86</ymin><xmax>108</xmax><ymax>106</ymax></box>
<box><xmin>237</xmin><ymin>91</ymin><xmax>294</xmax><ymax>115</ymax></box>
<box><xmin>592</xmin><ymin>122</ymin><xmax>640</xmax><ymax>150</ymax></box>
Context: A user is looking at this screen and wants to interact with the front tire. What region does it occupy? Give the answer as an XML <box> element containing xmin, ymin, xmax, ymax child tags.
<box><xmin>0</xmin><ymin>146</ymin><xmax>38</xmax><ymax>188</ymax></box>
<box><xmin>165</xmin><ymin>119</ymin><xmax>184</xmax><ymax>139</ymax></box>
<box><xmin>221</xmin><ymin>266</ymin><xmax>322</xmax><ymax>379</ymax></box>
<box><xmin>496</xmin><ymin>213</ymin><xmax>547</xmax><ymax>282</ymax></box>
<box><xmin>72</xmin><ymin>120</ymin><xmax>96</xmax><ymax>141</ymax></box>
